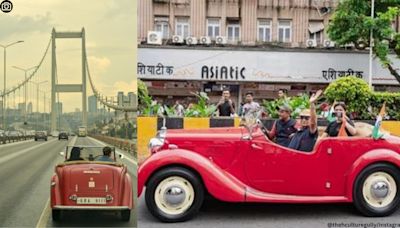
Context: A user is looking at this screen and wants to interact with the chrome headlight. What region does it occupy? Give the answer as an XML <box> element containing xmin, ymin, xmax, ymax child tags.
<box><xmin>148</xmin><ymin>137</ymin><xmax>165</xmax><ymax>150</ymax></box>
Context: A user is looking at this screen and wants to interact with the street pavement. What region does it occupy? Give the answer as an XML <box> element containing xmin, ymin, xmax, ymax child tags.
<box><xmin>0</xmin><ymin>136</ymin><xmax>137</xmax><ymax>227</ymax></box>
<box><xmin>137</xmin><ymin>189</ymin><xmax>400</xmax><ymax>228</ymax></box>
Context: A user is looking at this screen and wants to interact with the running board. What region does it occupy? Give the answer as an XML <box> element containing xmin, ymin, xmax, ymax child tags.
<box><xmin>245</xmin><ymin>187</ymin><xmax>350</xmax><ymax>203</ymax></box>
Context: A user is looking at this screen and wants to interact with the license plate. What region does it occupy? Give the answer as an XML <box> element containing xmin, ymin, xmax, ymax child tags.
<box><xmin>77</xmin><ymin>197</ymin><xmax>106</xmax><ymax>205</ymax></box>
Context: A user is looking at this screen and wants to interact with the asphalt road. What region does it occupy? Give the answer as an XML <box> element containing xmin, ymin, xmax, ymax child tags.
<box><xmin>138</xmin><ymin>190</ymin><xmax>400</xmax><ymax>228</ymax></box>
<box><xmin>0</xmin><ymin>136</ymin><xmax>137</xmax><ymax>227</ymax></box>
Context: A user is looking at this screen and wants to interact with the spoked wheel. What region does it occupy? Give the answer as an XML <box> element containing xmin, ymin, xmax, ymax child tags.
<box><xmin>145</xmin><ymin>167</ymin><xmax>204</xmax><ymax>222</ymax></box>
<box><xmin>353</xmin><ymin>163</ymin><xmax>400</xmax><ymax>217</ymax></box>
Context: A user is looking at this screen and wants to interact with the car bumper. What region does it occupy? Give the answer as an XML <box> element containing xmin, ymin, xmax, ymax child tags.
<box><xmin>53</xmin><ymin>205</ymin><xmax>130</xmax><ymax>210</ymax></box>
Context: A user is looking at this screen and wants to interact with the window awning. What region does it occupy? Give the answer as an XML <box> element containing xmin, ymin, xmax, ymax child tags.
<box><xmin>308</xmin><ymin>22</ymin><xmax>325</xmax><ymax>34</ymax></box>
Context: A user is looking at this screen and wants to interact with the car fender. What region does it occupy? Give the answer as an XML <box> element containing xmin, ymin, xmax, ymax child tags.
<box><xmin>138</xmin><ymin>149</ymin><xmax>246</xmax><ymax>202</ymax></box>
<box><xmin>50</xmin><ymin>174</ymin><xmax>61</xmax><ymax>207</ymax></box>
<box><xmin>121</xmin><ymin>173</ymin><xmax>133</xmax><ymax>209</ymax></box>
<box><xmin>345</xmin><ymin>149</ymin><xmax>400</xmax><ymax>201</ymax></box>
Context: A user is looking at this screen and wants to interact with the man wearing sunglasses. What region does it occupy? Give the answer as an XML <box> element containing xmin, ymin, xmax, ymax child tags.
<box><xmin>265</xmin><ymin>104</ymin><xmax>299</xmax><ymax>147</ymax></box>
<box><xmin>287</xmin><ymin>90</ymin><xmax>323</xmax><ymax>152</ymax></box>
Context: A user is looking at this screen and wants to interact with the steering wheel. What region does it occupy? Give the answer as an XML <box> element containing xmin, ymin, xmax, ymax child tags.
<box><xmin>257</xmin><ymin>119</ymin><xmax>273</xmax><ymax>141</ymax></box>
<box><xmin>92</xmin><ymin>155</ymin><xmax>102</xmax><ymax>161</ymax></box>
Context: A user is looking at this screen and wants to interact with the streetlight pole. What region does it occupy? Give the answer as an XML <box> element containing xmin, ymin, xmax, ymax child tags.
<box><xmin>40</xmin><ymin>90</ymin><xmax>49</xmax><ymax>130</ymax></box>
<box><xmin>369</xmin><ymin>0</ymin><xmax>375</xmax><ymax>89</ymax></box>
<box><xmin>0</xmin><ymin>40</ymin><xmax>24</xmax><ymax>130</ymax></box>
<box><xmin>12</xmin><ymin>65</ymin><xmax>37</xmax><ymax>125</ymax></box>
<box><xmin>29</xmin><ymin>80</ymin><xmax>48</xmax><ymax>131</ymax></box>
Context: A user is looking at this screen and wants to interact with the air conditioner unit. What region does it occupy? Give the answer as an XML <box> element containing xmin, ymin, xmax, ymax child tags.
<box><xmin>216</xmin><ymin>36</ymin><xmax>227</xmax><ymax>45</ymax></box>
<box><xmin>318</xmin><ymin>7</ymin><xmax>332</xmax><ymax>16</ymax></box>
<box><xmin>147</xmin><ymin>31</ymin><xmax>162</xmax><ymax>45</ymax></box>
<box><xmin>199</xmin><ymin>36</ymin><xmax>211</xmax><ymax>45</ymax></box>
<box><xmin>306</xmin><ymin>39</ymin><xmax>317</xmax><ymax>48</ymax></box>
<box><xmin>172</xmin><ymin>35</ymin><xmax>184</xmax><ymax>44</ymax></box>
<box><xmin>186</xmin><ymin>36</ymin><xmax>198</xmax><ymax>45</ymax></box>
<box><xmin>323</xmin><ymin>39</ymin><xmax>335</xmax><ymax>48</ymax></box>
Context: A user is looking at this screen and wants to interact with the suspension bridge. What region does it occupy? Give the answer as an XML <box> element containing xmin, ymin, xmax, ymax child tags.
<box><xmin>0</xmin><ymin>27</ymin><xmax>136</xmax><ymax>133</ymax></box>
<box><xmin>0</xmin><ymin>28</ymin><xmax>137</xmax><ymax>227</ymax></box>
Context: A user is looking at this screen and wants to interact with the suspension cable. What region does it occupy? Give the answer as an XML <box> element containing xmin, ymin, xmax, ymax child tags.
<box><xmin>0</xmin><ymin>37</ymin><xmax>51</xmax><ymax>97</ymax></box>
<box><xmin>84</xmin><ymin>51</ymin><xmax>136</xmax><ymax>112</ymax></box>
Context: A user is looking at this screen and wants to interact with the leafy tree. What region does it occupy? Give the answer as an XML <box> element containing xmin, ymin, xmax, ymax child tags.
<box><xmin>262</xmin><ymin>94</ymin><xmax>310</xmax><ymax>119</ymax></box>
<box><xmin>324</xmin><ymin>77</ymin><xmax>373</xmax><ymax>119</ymax></box>
<box><xmin>184</xmin><ymin>92</ymin><xmax>217</xmax><ymax>117</ymax></box>
<box><xmin>138</xmin><ymin>79</ymin><xmax>149</xmax><ymax>106</ymax></box>
<box><xmin>328</xmin><ymin>0</ymin><xmax>400</xmax><ymax>83</ymax></box>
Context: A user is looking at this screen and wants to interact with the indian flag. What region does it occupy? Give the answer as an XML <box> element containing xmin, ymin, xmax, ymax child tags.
<box><xmin>372</xmin><ymin>102</ymin><xmax>386</xmax><ymax>139</ymax></box>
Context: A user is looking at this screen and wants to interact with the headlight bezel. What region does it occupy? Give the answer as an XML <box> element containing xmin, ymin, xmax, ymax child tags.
<box><xmin>148</xmin><ymin>128</ymin><xmax>167</xmax><ymax>153</ymax></box>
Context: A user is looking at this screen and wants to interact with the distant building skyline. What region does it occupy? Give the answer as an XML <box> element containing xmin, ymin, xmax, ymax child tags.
<box><xmin>27</xmin><ymin>102</ymin><xmax>33</xmax><ymax>114</ymax></box>
<box><xmin>88</xmin><ymin>95</ymin><xmax>98</xmax><ymax>113</ymax></box>
<box><xmin>116</xmin><ymin>91</ymin><xmax>136</xmax><ymax>118</ymax></box>
<box><xmin>55</xmin><ymin>102</ymin><xmax>63</xmax><ymax>116</ymax></box>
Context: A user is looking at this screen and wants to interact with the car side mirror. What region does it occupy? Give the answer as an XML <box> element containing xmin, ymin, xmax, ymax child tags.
<box><xmin>59</xmin><ymin>152</ymin><xmax>65</xmax><ymax>157</ymax></box>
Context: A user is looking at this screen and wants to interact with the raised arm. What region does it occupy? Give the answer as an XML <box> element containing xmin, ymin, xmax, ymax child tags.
<box><xmin>309</xmin><ymin>90</ymin><xmax>323</xmax><ymax>134</ymax></box>
<box><xmin>344</xmin><ymin>115</ymin><xmax>357</xmax><ymax>136</ymax></box>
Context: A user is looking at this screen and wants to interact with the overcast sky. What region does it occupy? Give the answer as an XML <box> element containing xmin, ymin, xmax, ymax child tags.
<box><xmin>0</xmin><ymin>0</ymin><xmax>137</xmax><ymax>112</ymax></box>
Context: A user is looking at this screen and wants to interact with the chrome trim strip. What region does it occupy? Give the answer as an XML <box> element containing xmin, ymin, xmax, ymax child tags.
<box><xmin>53</xmin><ymin>205</ymin><xmax>130</xmax><ymax>210</ymax></box>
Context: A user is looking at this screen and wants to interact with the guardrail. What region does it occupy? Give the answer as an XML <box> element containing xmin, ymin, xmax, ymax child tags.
<box><xmin>0</xmin><ymin>135</ymin><xmax>35</xmax><ymax>145</ymax></box>
<box><xmin>91</xmin><ymin>135</ymin><xmax>136</xmax><ymax>159</ymax></box>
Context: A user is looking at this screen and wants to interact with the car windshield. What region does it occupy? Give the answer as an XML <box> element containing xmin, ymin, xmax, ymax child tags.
<box><xmin>65</xmin><ymin>146</ymin><xmax>117</xmax><ymax>162</ymax></box>
<box><xmin>241</xmin><ymin>108</ymin><xmax>264</xmax><ymax>137</ymax></box>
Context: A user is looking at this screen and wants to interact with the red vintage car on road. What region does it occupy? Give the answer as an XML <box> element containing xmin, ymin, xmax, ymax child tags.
<box><xmin>138</xmin><ymin>122</ymin><xmax>400</xmax><ymax>222</ymax></box>
<box><xmin>51</xmin><ymin>146</ymin><xmax>133</xmax><ymax>221</ymax></box>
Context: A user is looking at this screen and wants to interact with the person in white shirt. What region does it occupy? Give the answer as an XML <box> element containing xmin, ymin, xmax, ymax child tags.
<box><xmin>241</xmin><ymin>92</ymin><xmax>260</xmax><ymax>117</ymax></box>
<box><xmin>174</xmin><ymin>100</ymin><xmax>185</xmax><ymax>117</ymax></box>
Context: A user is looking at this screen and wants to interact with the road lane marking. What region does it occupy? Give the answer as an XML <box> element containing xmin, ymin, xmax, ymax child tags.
<box><xmin>0</xmin><ymin>139</ymin><xmax>57</xmax><ymax>165</ymax></box>
<box><xmin>88</xmin><ymin>136</ymin><xmax>137</xmax><ymax>166</ymax></box>
<box><xmin>36</xmin><ymin>198</ymin><xmax>50</xmax><ymax>228</ymax></box>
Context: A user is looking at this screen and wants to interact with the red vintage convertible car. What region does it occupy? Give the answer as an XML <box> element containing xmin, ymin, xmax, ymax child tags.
<box><xmin>51</xmin><ymin>146</ymin><xmax>133</xmax><ymax>221</ymax></box>
<box><xmin>138</xmin><ymin>122</ymin><xmax>400</xmax><ymax>222</ymax></box>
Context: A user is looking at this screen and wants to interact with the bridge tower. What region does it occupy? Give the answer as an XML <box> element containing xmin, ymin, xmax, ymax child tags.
<box><xmin>51</xmin><ymin>28</ymin><xmax>87</xmax><ymax>132</ymax></box>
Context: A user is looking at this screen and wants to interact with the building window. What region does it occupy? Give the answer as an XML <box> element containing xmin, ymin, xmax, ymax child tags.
<box><xmin>154</xmin><ymin>17</ymin><xmax>169</xmax><ymax>39</ymax></box>
<box><xmin>278</xmin><ymin>20</ymin><xmax>291</xmax><ymax>42</ymax></box>
<box><xmin>309</xmin><ymin>31</ymin><xmax>322</xmax><ymax>43</ymax></box>
<box><xmin>308</xmin><ymin>21</ymin><xmax>324</xmax><ymax>43</ymax></box>
<box><xmin>258</xmin><ymin>19</ymin><xmax>271</xmax><ymax>42</ymax></box>
<box><xmin>227</xmin><ymin>21</ymin><xmax>240</xmax><ymax>41</ymax></box>
<box><xmin>207</xmin><ymin>18</ymin><xmax>220</xmax><ymax>38</ymax></box>
<box><xmin>176</xmin><ymin>17</ymin><xmax>190</xmax><ymax>37</ymax></box>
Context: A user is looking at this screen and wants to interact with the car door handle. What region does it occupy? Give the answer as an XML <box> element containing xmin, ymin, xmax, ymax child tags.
<box><xmin>251</xmin><ymin>143</ymin><xmax>263</xmax><ymax>150</ymax></box>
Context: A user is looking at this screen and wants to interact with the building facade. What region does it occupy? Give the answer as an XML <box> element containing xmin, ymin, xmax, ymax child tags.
<box><xmin>116</xmin><ymin>92</ymin><xmax>137</xmax><ymax>119</ymax></box>
<box><xmin>139</xmin><ymin>0</ymin><xmax>350</xmax><ymax>47</ymax></box>
<box><xmin>88</xmin><ymin>95</ymin><xmax>98</xmax><ymax>113</ymax></box>
<box><xmin>27</xmin><ymin>102</ymin><xmax>33</xmax><ymax>114</ymax></box>
<box><xmin>17</xmin><ymin>103</ymin><xmax>26</xmax><ymax>116</ymax></box>
<box><xmin>138</xmin><ymin>0</ymin><xmax>400</xmax><ymax>110</ymax></box>
<box><xmin>55</xmin><ymin>102</ymin><xmax>63</xmax><ymax>116</ymax></box>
